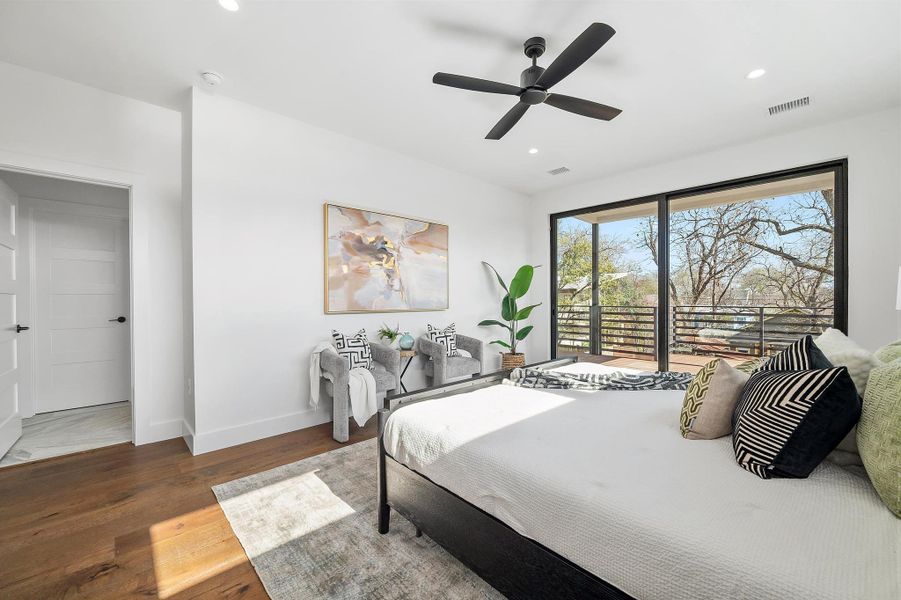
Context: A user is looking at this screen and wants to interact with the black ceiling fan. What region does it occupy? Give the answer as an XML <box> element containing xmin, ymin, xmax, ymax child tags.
<box><xmin>433</xmin><ymin>23</ymin><xmax>622</xmax><ymax>140</ymax></box>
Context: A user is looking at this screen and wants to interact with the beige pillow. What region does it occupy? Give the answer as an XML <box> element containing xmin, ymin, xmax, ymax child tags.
<box><xmin>680</xmin><ymin>359</ymin><xmax>749</xmax><ymax>440</ymax></box>
<box><xmin>857</xmin><ymin>359</ymin><xmax>901</xmax><ymax>517</ymax></box>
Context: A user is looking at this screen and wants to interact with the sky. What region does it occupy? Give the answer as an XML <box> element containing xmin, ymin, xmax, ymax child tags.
<box><xmin>559</xmin><ymin>191</ymin><xmax>834</xmax><ymax>281</ymax></box>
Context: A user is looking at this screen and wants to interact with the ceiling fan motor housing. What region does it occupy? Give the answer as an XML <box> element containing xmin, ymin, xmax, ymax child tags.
<box><xmin>523</xmin><ymin>36</ymin><xmax>546</xmax><ymax>59</ymax></box>
<box><xmin>520</xmin><ymin>65</ymin><xmax>545</xmax><ymax>88</ymax></box>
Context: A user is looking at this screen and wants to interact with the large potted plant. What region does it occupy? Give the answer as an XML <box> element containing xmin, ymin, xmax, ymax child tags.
<box><xmin>478</xmin><ymin>262</ymin><xmax>541</xmax><ymax>369</ymax></box>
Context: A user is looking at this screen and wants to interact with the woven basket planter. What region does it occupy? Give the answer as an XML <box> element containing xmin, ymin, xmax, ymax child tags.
<box><xmin>501</xmin><ymin>352</ymin><xmax>526</xmax><ymax>370</ymax></box>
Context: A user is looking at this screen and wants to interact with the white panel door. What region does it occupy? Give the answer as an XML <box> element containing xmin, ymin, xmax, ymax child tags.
<box><xmin>34</xmin><ymin>208</ymin><xmax>129</xmax><ymax>413</ymax></box>
<box><xmin>0</xmin><ymin>180</ymin><xmax>21</xmax><ymax>457</ymax></box>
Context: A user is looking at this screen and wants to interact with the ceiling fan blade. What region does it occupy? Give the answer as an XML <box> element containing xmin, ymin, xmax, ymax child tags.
<box><xmin>485</xmin><ymin>102</ymin><xmax>530</xmax><ymax>140</ymax></box>
<box><xmin>545</xmin><ymin>94</ymin><xmax>622</xmax><ymax>121</ymax></box>
<box><xmin>433</xmin><ymin>72</ymin><xmax>522</xmax><ymax>95</ymax></box>
<box><xmin>535</xmin><ymin>23</ymin><xmax>615</xmax><ymax>89</ymax></box>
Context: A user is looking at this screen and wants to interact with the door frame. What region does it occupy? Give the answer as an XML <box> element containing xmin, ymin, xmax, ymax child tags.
<box><xmin>18</xmin><ymin>197</ymin><xmax>130</xmax><ymax>418</ymax></box>
<box><xmin>0</xmin><ymin>149</ymin><xmax>154</xmax><ymax>445</ymax></box>
<box><xmin>549</xmin><ymin>159</ymin><xmax>849</xmax><ymax>371</ymax></box>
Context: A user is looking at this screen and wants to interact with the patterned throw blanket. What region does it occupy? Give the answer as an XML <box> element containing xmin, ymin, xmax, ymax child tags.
<box><xmin>504</xmin><ymin>367</ymin><xmax>694</xmax><ymax>391</ymax></box>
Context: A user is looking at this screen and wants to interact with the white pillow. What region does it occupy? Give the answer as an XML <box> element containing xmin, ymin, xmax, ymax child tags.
<box><xmin>814</xmin><ymin>328</ymin><xmax>882</xmax><ymax>396</ymax></box>
<box><xmin>815</xmin><ymin>328</ymin><xmax>882</xmax><ymax>465</ymax></box>
<box><xmin>426</xmin><ymin>323</ymin><xmax>459</xmax><ymax>357</ymax></box>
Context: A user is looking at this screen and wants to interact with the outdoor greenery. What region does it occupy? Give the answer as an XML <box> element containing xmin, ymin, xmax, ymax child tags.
<box><xmin>555</xmin><ymin>189</ymin><xmax>836</xmax><ymax>359</ymax></box>
<box><xmin>557</xmin><ymin>190</ymin><xmax>835</xmax><ymax>312</ymax></box>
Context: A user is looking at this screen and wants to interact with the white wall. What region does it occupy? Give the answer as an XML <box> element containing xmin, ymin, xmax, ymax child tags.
<box><xmin>188</xmin><ymin>91</ymin><xmax>535</xmax><ymax>453</ymax></box>
<box><xmin>5</xmin><ymin>58</ymin><xmax>896</xmax><ymax>455</ymax></box>
<box><xmin>528</xmin><ymin>107</ymin><xmax>901</xmax><ymax>359</ymax></box>
<box><xmin>180</xmin><ymin>89</ymin><xmax>196</xmax><ymax>446</ymax></box>
<box><xmin>0</xmin><ymin>61</ymin><xmax>185</xmax><ymax>444</ymax></box>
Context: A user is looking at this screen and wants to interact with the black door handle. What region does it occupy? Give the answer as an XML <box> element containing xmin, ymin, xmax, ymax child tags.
<box><xmin>109</xmin><ymin>316</ymin><xmax>127</xmax><ymax>323</ymax></box>
<box><xmin>15</xmin><ymin>325</ymin><xmax>29</xmax><ymax>333</ymax></box>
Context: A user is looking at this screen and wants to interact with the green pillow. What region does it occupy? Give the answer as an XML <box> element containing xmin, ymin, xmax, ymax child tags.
<box><xmin>874</xmin><ymin>340</ymin><xmax>901</xmax><ymax>364</ymax></box>
<box><xmin>858</xmin><ymin>359</ymin><xmax>901</xmax><ymax>517</ymax></box>
<box><xmin>734</xmin><ymin>356</ymin><xmax>767</xmax><ymax>374</ymax></box>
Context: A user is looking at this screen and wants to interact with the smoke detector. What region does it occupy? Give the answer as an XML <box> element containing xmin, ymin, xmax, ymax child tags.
<box><xmin>200</xmin><ymin>71</ymin><xmax>224</xmax><ymax>87</ymax></box>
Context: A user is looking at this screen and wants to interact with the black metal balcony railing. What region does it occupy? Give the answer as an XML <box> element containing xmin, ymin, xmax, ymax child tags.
<box><xmin>556</xmin><ymin>304</ymin><xmax>834</xmax><ymax>359</ymax></box>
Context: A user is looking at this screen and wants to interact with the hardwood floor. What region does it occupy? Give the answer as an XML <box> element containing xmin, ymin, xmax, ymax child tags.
<box><xmin>0</xmin><ymin>420</ymin><xmax>377</xmax><ymax>599</ymax></box>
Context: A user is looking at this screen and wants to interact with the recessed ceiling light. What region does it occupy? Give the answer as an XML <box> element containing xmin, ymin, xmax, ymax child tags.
<box><xmin>746</xmin><ymin>68</ymin><xmax>766</xmax><ymax>80</ymax></box>
<box><xmin>528</xmin><ymin>148</ymin><xmax>539</xmax><ymax>154</ymax></box>
<box><xmin>218</xmin><ymin>0</ymin><xmax>239</xmax><ymax>11</ymax></box>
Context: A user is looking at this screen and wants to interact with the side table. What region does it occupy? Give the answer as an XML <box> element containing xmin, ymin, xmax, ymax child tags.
<box><xmin>398</xmin><ymin>349</ymin><xmax>418</xmax><ymax>393</ymax></box>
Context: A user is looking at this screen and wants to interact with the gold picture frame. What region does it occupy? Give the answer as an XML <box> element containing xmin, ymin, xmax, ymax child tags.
<box><xmin>323</xmin><ymin>203</ymin><xmax>449</xmax><ymax>314</ymax></box>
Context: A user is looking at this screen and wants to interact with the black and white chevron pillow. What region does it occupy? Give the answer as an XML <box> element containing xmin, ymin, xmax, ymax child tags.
<box><xmin>331</xmin><ymin>329</ymin><xmax>372</xmax><ymax>371</ymax></box>
<box><xmin>757</xmin><ymin>335</ymin><xmax>832</xmax><ymax>372</ymax></box>
<box><xmin>427</xmin><ymin>323</ymin><xmax>458</xmax><ymax>357</ymax></box>
<box><xmin>731</xmin><ymin>367</ymin><xmax>860</xmax><ymax>479</ymax></box>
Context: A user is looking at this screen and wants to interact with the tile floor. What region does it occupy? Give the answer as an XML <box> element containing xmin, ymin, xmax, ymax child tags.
<box><xmin>0</xmin><ymin>402</ymin><xmax>131</xmax><ymax>468</ymax></box>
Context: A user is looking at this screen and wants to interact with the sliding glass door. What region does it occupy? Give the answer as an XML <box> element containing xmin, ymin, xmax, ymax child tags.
<box><xmin>551</xmin><ymin>161</ymin><xmax>846</xmax><ymax>373</ymax></box>
<box><xmin>553</xmin><ymin>200</ymin><xmax>660</xmax><ymax>370</ymax></box>
<box><xmin>667</xmin><ymin>170</ymin><xmax>839</xmax><ymax>371</ymax></box>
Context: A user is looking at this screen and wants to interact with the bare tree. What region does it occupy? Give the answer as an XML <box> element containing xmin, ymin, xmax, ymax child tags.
<box><xmin>740</xmin><ymin>191</ymin><xmax>834</xmax><ymax>277</ymax></box>
<box><xmin>637</xmin><ymin>190</ymin><xmax>835</xmax><ymax>310</ymax></box>
<box><xmin>639</xmin><ymin>204</ymin><xmax>760</xmax><ymax>308</ymax></box>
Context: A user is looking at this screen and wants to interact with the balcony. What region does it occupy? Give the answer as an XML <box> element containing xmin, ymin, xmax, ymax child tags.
<box><xmin>555</xmin><ymin>304</ymin><xmax>834</xmax><ymax>374</ymax></box>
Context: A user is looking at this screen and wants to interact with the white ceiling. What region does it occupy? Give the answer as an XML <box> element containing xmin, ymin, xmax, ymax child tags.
<box><xmin>0</xmin><ymin>1</ymin><xmax>898</xmax><ymax>195</ymax></box>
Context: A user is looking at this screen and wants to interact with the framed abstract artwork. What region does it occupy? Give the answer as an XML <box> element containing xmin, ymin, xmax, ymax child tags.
<box><xmin>324</xmin><ymin>203</ymin><xmax>449</xmax><ymax>313</ymax></box>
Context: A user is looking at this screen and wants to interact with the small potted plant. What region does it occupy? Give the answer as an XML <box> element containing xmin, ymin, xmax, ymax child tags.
<box><xmin>377</xmin><ymin>323</ymin><xmax>401</xmax><ymax>347</ymax></box>
<box><xmin>478</xmin><ymin>262</ymin><xmax>541</xmax><ymax>370</ymax></box>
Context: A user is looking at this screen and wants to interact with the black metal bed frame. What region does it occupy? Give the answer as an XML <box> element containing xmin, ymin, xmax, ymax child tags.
<box><xmin>376</xmin><ymin>357</ymin><xmax>636</xmax><ymax>600</ymax></box>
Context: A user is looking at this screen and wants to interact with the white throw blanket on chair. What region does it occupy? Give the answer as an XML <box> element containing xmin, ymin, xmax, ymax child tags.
<box><xmin>309</xmin><ymin>342</ymin><xmax>378</xmax><ymax>426</ymax></box>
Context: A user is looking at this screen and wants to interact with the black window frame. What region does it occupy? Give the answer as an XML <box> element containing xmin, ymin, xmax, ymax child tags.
<box><xmin>549</xmin><ymin>159</ymin><xmax>849</xmax><ymax>371</ymax></box>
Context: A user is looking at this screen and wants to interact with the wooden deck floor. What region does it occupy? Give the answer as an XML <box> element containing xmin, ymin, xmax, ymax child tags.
<box><xmin>0</xmin><ymin>419</ymin><xmax>377</xmax><ymax>599</ymax></box>
<box><xmin>558</xmin><ymin>349</ymin><xmax>746</xmax><ymax>374</ymax></box>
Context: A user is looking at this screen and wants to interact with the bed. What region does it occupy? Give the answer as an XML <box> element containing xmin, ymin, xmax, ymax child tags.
<box><xmin>376</xmin><ymin>360</ymin><xmax>900</xmax><ymax>600</ymax></box>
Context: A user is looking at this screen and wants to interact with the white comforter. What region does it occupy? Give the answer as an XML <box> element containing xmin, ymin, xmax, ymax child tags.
<box><xmin>383</xmin><ymin>363</ymin><xmax>901</xmax><ymax>600</ymax></box>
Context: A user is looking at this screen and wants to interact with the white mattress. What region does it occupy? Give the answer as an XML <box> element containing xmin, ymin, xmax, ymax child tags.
<box><xmin>383</xmin><ymin>362</ymin><xmax>901</xmax><ymax>600</ymax></box>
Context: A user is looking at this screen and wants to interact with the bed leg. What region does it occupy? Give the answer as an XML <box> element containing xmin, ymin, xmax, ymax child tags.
<box><xmin>377</xmin><ymin>408</ymin><xmax>391</xmax><ymax>534</ymax></box>
<box><xmin>378</xmin><ymin>501</ymin><xmax>390</xmax><ymax>534</ymax></box>
<box><xmin>415</xmin><ymin>527</ymin><xmax>422</xmax><ymax>538</ymax></box>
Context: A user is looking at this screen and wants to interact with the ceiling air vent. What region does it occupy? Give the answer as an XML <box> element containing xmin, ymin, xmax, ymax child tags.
<box><xmin>768</xmin><ymin>96</ymin><xmax>810</xmax><ymax>116</ymax></box>
<box><xmin>548</xmin><ymin>166</ymin><xmax>571</xmax><ymax>176</ymax></box>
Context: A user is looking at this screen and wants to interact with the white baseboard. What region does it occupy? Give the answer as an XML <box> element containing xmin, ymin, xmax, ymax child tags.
<box><xmin>181</xmin><ymin>420</ymin><xmax>195</xmax><ymax>454</ymax></box>
<box><xmin>190</xmin><ymin>408</ymin><xmax>331</xmax><ymax>455</ymax></box>
<box><xmin>140</xmin><ymin>418</ymin><xmax>184</xmax><ymax>445</ymax></box>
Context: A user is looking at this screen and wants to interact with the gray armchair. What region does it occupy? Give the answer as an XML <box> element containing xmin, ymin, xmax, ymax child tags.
<box><xmin>320</xmin><ymin>342</ymin><xmax>400</xmax><ymax>442</ymax></box>
<box><xmin>418</xmin><ymin>334</ymin><xmax>484</xmax><ymax>387</ymax></box>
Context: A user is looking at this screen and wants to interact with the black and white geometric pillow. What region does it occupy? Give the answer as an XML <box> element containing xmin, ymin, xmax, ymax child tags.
<box><xmin>331</xmin><ymin>329</ymin><xmax>372</xmax><ymax>371</ymax></box>
<box><xmin>427</xmin><ymin>323</ymin><xmax>458</xmax><ymax>357</ymax></box>
<box><xmin>731</xmin><ymin>367</ymin><xmax>860</xmax><ymax>479</ymax></box>
<box><xmin>757</xmin><ymin>335</ymin><xmax>833</xmax><ymax>372</ymax></box>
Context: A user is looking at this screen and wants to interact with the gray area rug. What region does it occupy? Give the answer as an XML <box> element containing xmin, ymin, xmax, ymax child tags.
<box><xmin>213</xmin><ymin>438</ymin><xmax>502</xmax><ymax>599</ymax></box>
